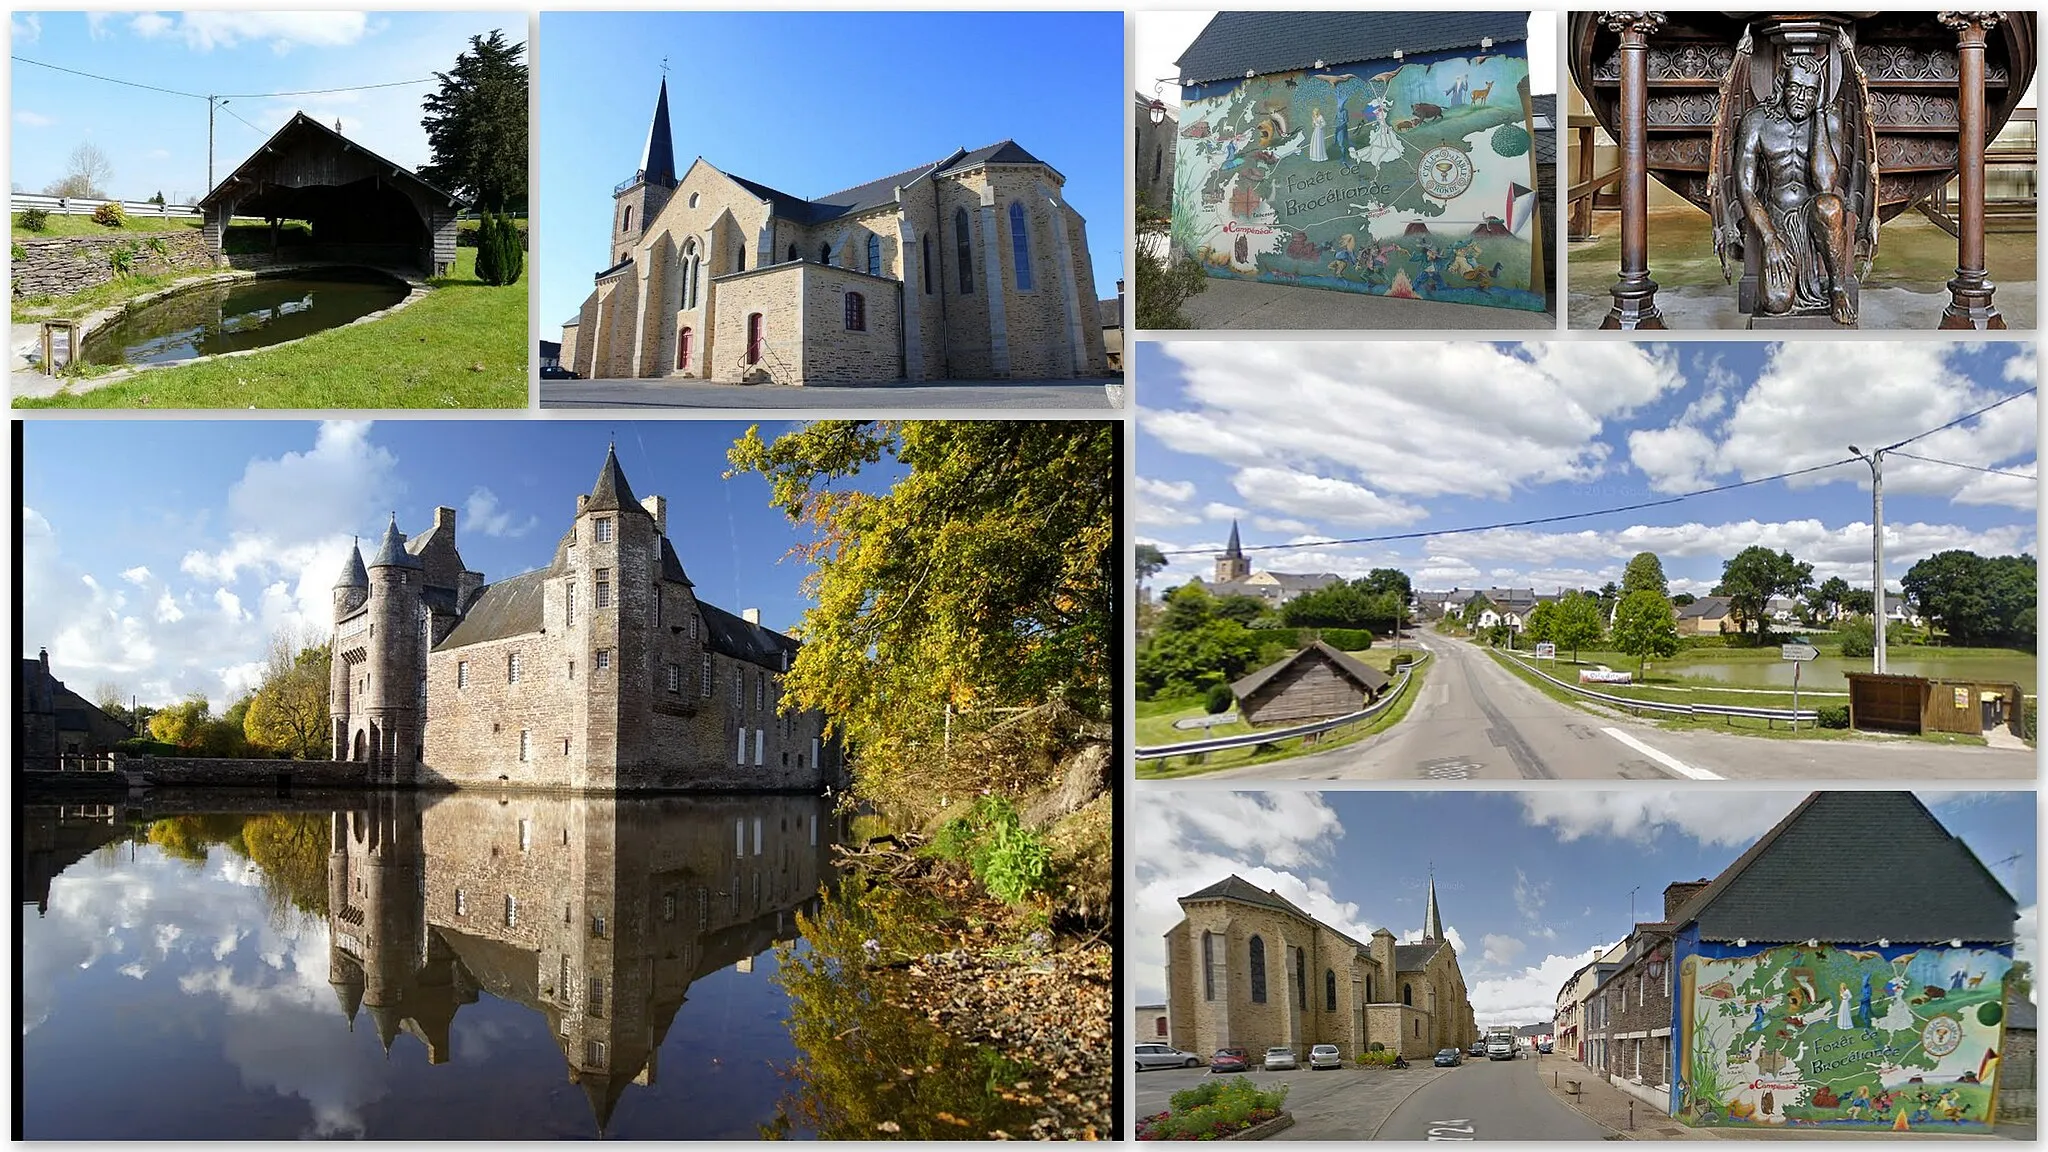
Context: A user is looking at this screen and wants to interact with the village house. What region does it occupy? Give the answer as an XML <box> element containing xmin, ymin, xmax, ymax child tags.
<box><xmin>1676</xmin><ymin>596</ymin><xmax>1736</xmax><ymax>636</ymax></box>
<box><xmin>1553</xmin><ymin>939</ymin><xmax>1628</xmax><ymax>1063</ymax></box>
<box><xmin>18</xmin><ymin>649</ymin><xmax>131</xmax><ymax>767</ymax></box>
<box><xmin>327</xmin><ymin>445</ymin><xmax>838</xmax><ymax>792</ymax></box>
<box><xmin>569</xmin><ymin>78</ymin><xmax>1106</xmax><ymax>386</ymax></box>
<box><xmin>1163</xmin><ymin>873</ymin><xmax>1478</xmax><ymax>1062</ymax></box>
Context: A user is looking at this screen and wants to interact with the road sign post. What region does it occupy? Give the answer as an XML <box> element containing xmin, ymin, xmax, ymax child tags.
<box><xmin>1780</xmin><ymin>643</ymin><xmax>1818</xmax><ymax>731</ymax></box>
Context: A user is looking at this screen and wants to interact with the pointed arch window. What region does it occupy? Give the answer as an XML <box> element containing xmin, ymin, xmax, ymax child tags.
<box><xmin>1402</xmin><ymin>982</ymin><xmax>1413</xmax><ymax>1007</ymax></box>
<box><xmin>681</xmin><ymin>239</ymin><xmax>699</xmax><ymax>310</ymax></box>
<box><xmin>954</xmin><ymin>207</ymin><xmax>973</xmax><ymax>294</ymax></box>
<box><xmin>921</xmin><ymin>235</ymin><xmax>933</xmax><ymax>295</ymax></box>
<box><xmin>1294</xmin><ymin>947</ymin><xmax>1306</xmax><ymax>1009</ymax></box>
<box><xmin>1325</xmin><ymin>969</ymin><xmax>1337</xmax><ymax>1012</ymax></box>
<box><xmin>819</xmin><ymin>242</ymin><xmax>832</xmax><ymax>265</ymax></box>
<box><xmin>1201</xmin><ymin>931</ymin><xmax>1216</xmax><ymax>1000</ymax></box>
<box><xmin>1008</xmin><ymin>200</ymin><xmax>1034</xmax><ymax>291</ymax></box>
<box><xmin>788</xmin><ymin>242</ymin><xmax>799</xmax><ymax>263</ymax></box>
<box><xmin>622</xmin><ymin>205</ymin><xmax>633</xmax><ymax>233</ymax></box>
<box><xmin>1248</xmin><ymin>935</ymin><xmax>1267</xmax><ymax>1004</ymax></box>
<box><xmin>866</xmin><ymin>234</ymin><xmax>881</xmax><ymax>277</ymax></box>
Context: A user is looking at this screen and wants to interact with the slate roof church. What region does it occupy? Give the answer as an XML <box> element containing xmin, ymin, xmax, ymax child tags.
<box><xmin>564</xmin><ymin>78</ymin><xmax>1108</xmax><ymax>386</ymax></box>
<box><xmin>327</xmin><ymin>445</ymin><xmax>838</xmax><ymax>792</ymax></box>
<box><xmin>1196</xmin><ymin>520</ymin><xmax>1341</xmax><ymax>604</ymax></box>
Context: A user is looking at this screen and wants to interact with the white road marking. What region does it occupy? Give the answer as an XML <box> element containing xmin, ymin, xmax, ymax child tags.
<box><xmin>1601</xmin><ymin>727</ymin><xmax>1722</xmax><ymax>780</ymax></box>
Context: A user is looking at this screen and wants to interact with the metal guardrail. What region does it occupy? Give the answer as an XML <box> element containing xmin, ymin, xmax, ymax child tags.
<box><xmin>1496</xmin><ymin>651</ymin><xmax>1819</xmax><ymax>723</ymax></box>
<box><xmin>14</xmin><ymin>193</ymin><xmax>200</xmax><ymax>219</ymax></box>
<box><xmin>1135</xmin><ymin>653</ymin><xmax>1430</xmax><ymax>761</ymax></box>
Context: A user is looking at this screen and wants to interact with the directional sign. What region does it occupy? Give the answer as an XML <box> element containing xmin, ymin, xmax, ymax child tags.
<box><xmin>1781</xmin><ymin>643</ymin><xmax>1819</xmax><ymax>662</ymax></box>
<box><xmin>1173</xmin><ymin>712</ymin><xmax>1240</xmax><ymax>730</ymax></box>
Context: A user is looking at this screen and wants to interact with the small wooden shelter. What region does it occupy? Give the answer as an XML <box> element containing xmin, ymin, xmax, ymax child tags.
<box><xmin>197</xmin><ymin>112</ymin><xmax>466</xmax><ymax>277</ymax></box>
<box><xmin>1231</xmin><ymin>641</ymin><xmax>1391</xmax><ymax>727</ymax></box>
<box><xmin>1844</xmin><ymin>671</ymin><xmax>2025</xmax><ymax>736</ymax></box>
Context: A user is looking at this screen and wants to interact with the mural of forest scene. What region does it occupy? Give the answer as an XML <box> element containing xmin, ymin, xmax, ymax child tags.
<box><xmin>1678</xmin><ymin>945</ymin><xmax>2013</xmax><ymax>1131</ymax></box>
<box><xmin>1171</xmin><ymin>45</ymin><xmax>1543</xmax><ymax>312</ymax></box>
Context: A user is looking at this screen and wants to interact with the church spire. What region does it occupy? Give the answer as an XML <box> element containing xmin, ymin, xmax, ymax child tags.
<box><xmin>1424</xmin><ymin>865</ymin><xmax>1445</xmax><ymax>943</ymax></box>
<box><xmin>639</xmin><ymin>75</ymin><xmax>677</xmax><ymax>188</ymax></box>
<box><xmin>1225</xmin><ymin>519</ymin><xmax>1243</xmax><ymax>558</ymax></box>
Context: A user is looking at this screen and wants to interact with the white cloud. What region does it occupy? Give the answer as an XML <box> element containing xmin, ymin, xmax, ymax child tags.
<box><xmin>14</xmin><ymin>110</ymin><xmax>55</xmax><ymax>128</ymax></box>
<box><xmin>129</xmin><ymin>11</ymin><xmax>370</xmax><ymax>52</ymax></box>
<box><xmin>1512</xmin><ymin>869</ymin><xmax>1551</xmax><ymax>924</ymax></box>
<box><xmin>1517</xmin><ymin>791</ymin><xmax>1806</xmax><ymax>848</ymax></box>
<box><xmin>1231</xmin><ymin>466</ymin><xmax>1426</xmax><ymax>529</ymax></box>
<box><xmin>1482</xmin><ymin>934</ymin><xmax>1526</xmax><ymax>967</ymax></box>
<box><xmin>463</xmin><ymin>487</ymin><xmax>537</xmax><ymax>539</ymax></box>
<box><xmin>1137</xmin><ymin>477</ymin><xmax>1195</xmax><ymax>504</ymax></box>
<box><xmin>1468</xmin><ymin>943</ymin><xmax>1621</xmax><ymax>1028</ymax></box>
<box><xmin>85</xmin><ymin>12</ymin><xmax>111</xmax><ymax>39</ymax></box>
<box><xmin>12</xmin><ymin>14</ymin><xmax>40</xmax><ymax>44</ymax></box>
<box><xmin>121</xmin><ymin>566</ymin><xmax>153</xmax><ymax>586</ymax></box>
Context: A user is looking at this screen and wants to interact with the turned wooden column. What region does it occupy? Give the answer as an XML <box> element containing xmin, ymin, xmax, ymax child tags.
<box><xmin>1600</xmin><ymin>11</ymin><xmax>1667</xmax><ymax>329</ymax></box>
<box><xmin>1938</xmin><ymin>11</ymin><xmax>2004</xmax><ymax>329</ymax></box>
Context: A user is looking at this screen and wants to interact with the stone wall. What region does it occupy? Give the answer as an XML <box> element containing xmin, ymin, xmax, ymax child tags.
<box><xmin>1595</xmin><ymin>954</ymin><xmax>1675</xmax><ymax>1106</ymax></box>
<box><xmin>133</xmin><ymin>756</ymin><xmax>372</xmax><ymax>788</ymax></box>
<box><xmin>800</xmin><ymin>265</ymin><xmax>902</xmax><ymax>383</ymax></box>
<box><xmin>12</xmin><ymin>229</ymin><xmax>213</xmax><ymax>300</ymax></box>
<box><xmin>708</xmin><ymin>265</ymin><xmax>805</xmax><ymax>384</ymax></box>
<box><xmin>1999</xmin><ymin>1025</ymin><xmax>2035</xmax><ymax>1120</ymax></box>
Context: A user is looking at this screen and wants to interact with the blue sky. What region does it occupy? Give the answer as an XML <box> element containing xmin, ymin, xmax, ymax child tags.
<box><xmin>22</xmin><ymin>420</ymin><xmax>892</xmax><ymax>708</ymax></box>
<box><xmin>10</xmin><ymin>12</ymin><xmax>522</xmax><ymax>205</ymax></box>
<box><xmin>1133</xmin><ymin>790</ymin><xmax>2037</xmax><ymax>1026</ymax></box>
<box><xmin>1137</xmin><ymin>341</ymin><xmax>2038</xmax><ymax>597</ymax></box>
<box><xmin>535</xmin><ymin>11</ymin><xmax>1125</xmax><ymax>335</ymax></box>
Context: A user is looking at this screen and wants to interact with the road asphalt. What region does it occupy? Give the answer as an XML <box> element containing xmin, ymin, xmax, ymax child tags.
<box><xmin>1199</xmin><ymin>632</ymin><xmax>2034</xmax><ymax>782</ymax></box>
<box><xmin>1377</xmin><ymin>1053</ymin><xmax>1608</xmax><ymax>1140</ymax></box>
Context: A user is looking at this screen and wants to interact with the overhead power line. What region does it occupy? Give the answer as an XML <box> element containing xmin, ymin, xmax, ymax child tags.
<box><xmin>12</xmin><ymin>54</ymin><xmax>436</xmax><ymax>100</ymax></box>
<box><xmin>12</xmin><ymin>55</ymin><xmax>201</xmax><ymax>99</ymax></box>
<box><xmin>1888</xmin><ymin>451</ymin><xmax>2036</xmax><ymax>481</ymax></box>
<box><xmin>1160</xmin><ymin>386</ymin><xmax>2040</xmax><ymax>560</ymax></box>
<box><xmin>217</xmin><ymin>77</ymin><xmax>436</xmax><ymax>98</ymax></box>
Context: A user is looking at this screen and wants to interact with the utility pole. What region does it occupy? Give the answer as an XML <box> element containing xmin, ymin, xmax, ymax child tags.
<box><xmin>207</xmin><ymin>96</ymin><xmax>230</xmax><ymax>192</ymax></box>
<box><xmin>1849</xmin><ymin>445</ymin><xmax>1887</xmax><ymax>673</ymax></box>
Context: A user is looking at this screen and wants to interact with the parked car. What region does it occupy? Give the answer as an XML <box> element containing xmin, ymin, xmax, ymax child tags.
<box><xmin>1263</xmin><ymin>1046</ymin><xmax>1299</xmax><ymax>1071</ymax></box>
<box><xmin>1308</xmin><ymin>1044</ymin><xmax>1342</xmax><ymax>1070</ymax></box>
<box><xmin>1135</xmin><ymin>1043</ymin><xmax>1202</xmax><ymax>1071</ymax></box>
<box><xmin>1210</xmin><ymin>1047</ymin><xmax>1251</xmax><ymax>1073</ymax></box>
<box><xmin>1434</xmin><ymin>1048</ymin><xmax>1463</xmax><ymax>1067</ymax></box>
<box><xmin>538</xmin><ymin>365</ymin><xmax>578</xmax><ymax>380</ymax></box>
<box><xmin>1538</xmin><ymin>1040</ymin><xmax>1554</xmax><ymax>1054</ymax></box>
<box><xmin>1468</xmin><ymin>1042</ymin><xmax>1487</xmax><ymax>1058</ymax></box>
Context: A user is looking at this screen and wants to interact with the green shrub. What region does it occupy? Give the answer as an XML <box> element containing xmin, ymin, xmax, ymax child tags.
<box><xmin>107</xmin><ymin>242</ymin><xmax>138</xmax><ymax>275</ymax></box>
<box><xmin>10</xmin><ymin>243</ymin><xmax>23</xmax><ymax>261</ymax></box>
<box><xmin>1203</xmin><ymin>683</ymin><xmax>1235</xmax><ymax>715</ymax></box>
<box><xmin>145</xmin><ymin>236</ymin><xmax>171</xmax><ymax>261</ymax></box>
<box><xmin>1837</xmin><ymin>617</ymin><xmax>1875</xmax><ymax>659</ymax></box>
<box><xmin>457</xmin><ymin>215</ymin><xmax>529</xmax><ymax>249</ymax></box>
<box><xmin>1816</xmin><ymin>704</ymin><xmax>1850</xmax><ymax>729</ymax></box>
<box><xmin>92</xmin><ymin>201</ymin><xmax>126</xmax><ymax>228</ymax></box>
<box><xmin>921</xmin><ymin>795</ymin><xmax>1053</xmax><ymax>904</ymax></box>
<box><xmin>473</xmin><ymin>213</ymin><xmax>524</xmax><ymax>285</ymax></box>
<box><xmin>1244</xmin><ymin>627</ymin><xmax>1303</xmax><ymax>650</ymax></box>
<box><xmin>1145</xmin><ymin>1077</ymin><xmax>1288</xmax><ymax>1140</ymax></box>
<box><xmin>1390</xmin><ymin>651</ymin><xmax>1417</xmax><ymax>668</ymax></box>
<box><xmin>1356</xmin><ymin>1048</ymin><xmax>1400</xmax><ymax>1067</ymax></box>
<box><xmin>1318</xmin><ymin>627</ymin><xmax>1374</xmax><ymax>651</ymax></box>
<box><xmin>17</xmin><ymin>207</ymin><xmax>49</xmax><ymax>232</ymax></box>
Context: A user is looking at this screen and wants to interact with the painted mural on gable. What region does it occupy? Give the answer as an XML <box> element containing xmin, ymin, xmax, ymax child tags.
<box><xmin>1676</xmin><ymin>945</ymin><xmax>2012</xmax><ymax>1131</ymax></box>
<box><xmin>1170</xmin><ymin>46</ymin><xmax>1543</xmax><ymax>312</ymax></box>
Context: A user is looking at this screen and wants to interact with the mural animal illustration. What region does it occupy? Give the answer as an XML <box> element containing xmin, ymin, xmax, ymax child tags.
<box><xmin>1463</xmin><ymin>260</ymin><xmax>1504</xmax><ymax>291</ymax></box>
<box><xmin>1412</xmin><ymin>102</ymin><xmax>1445</xmax><ymax>123</ymax></box>
<box><xmin>1394</xmin><ymin>118</ymin><xmax>1418</xmax><ymax>132</ymax></box>
<box><xmin>1967</xmin><ymin>974</ymin><xmax>1985</xmax><ymax>988</ymax></box>
<box><xmin>1473</xmin><ymin>80</ymin><xmax>1496</xmax><ymax>103</ymax></box>
<box><xmin>1315</xmin><ymin>73</ymin><xmax>1359</xmax><ymax>85</ymax></box>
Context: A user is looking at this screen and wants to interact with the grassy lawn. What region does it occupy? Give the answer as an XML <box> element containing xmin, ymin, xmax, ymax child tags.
<box><xmin>16</xmin><ymin>248</ymin><xmax>527</xmax><ymax>409</ymax></box>
<box><xmin>1136</xmin><ymin>651</ymin><xmax>1427</xmax><ymax>779</ymax></box>
<box><xmin>13</xmin><ymin>212</ymin><xmax>201</xmax><ymax>239</ymax></box>
<box><xmin>1484</xmin><ymin>647</ymin><xmax>1989</xmax><ymax>746</ymax></box>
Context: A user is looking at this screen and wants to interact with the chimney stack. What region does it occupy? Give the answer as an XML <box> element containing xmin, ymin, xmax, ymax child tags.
<box><xmin>743</xmin><ymin>608</ymin><xmax>761</xmax><ymax>626</ymax></box>
<box><xmin>1663</xmin><ymin>878</ymin><xmax>1712</xmax><ymax>921</ymax></box>
<box><xmin>640</xmin><ymin>494</ymin><xmax>667</xmax><ymax>536</ymax></box>
<box><xmin>434</xmin><ymin>506</ymin><xmax>456</xmax><ymax>531</ymax></box>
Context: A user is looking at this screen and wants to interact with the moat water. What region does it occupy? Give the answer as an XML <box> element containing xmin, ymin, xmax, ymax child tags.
<box><xmin>78</xmin><ymin>268</ymin><xmax>409</xmax><ymax>367</ymax></box>
<box><xmin>20</xmin><ymin>790</ymin><xmax>1052</xmax><ymax>1139</ymax></box>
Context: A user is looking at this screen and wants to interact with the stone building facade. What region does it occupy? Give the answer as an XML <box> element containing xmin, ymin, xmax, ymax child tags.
<box><xmin>327</xmin><ymin>446</ymin><xmax>837</xmax><ymax>792</ymax></box>
<box><xmin>1134</xmin><ymin>91</ymin><xmax>1177</xmax><ymax>210</ymax></box>
<box><xmin>1582</xmin><ymin>881</ymin><xmax>1701</xmax><ymax>1111</ymax></box>
<box><xmin>569</xmin><ymin>78</ymin><xmax>1106</xmax><ymax>386</ymax></box>
<box><xmin>1164</xmin><ymin>874</ymin><xmax>1476</xmax><ymax>1062</ymax></box>
<box><xmin>19</xmin><ymin>648</ymin><xmax>132</xmax><ymax>765</ymax></box>
<box><xmin>325</xmin><ymin>789</ymin><xmax>832</xmax><ymax>1133</ymax></box>
<box><xmin>1196</xmin><ymin>521</ymin><xmax>1341</xmax><ymax>605</ymax></box>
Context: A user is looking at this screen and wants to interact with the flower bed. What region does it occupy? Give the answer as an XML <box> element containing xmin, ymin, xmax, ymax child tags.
<box><xmin>1137</xmin><ymin>1076</ymin><xmax>1289</xmax><ymax>1140</ymax></box>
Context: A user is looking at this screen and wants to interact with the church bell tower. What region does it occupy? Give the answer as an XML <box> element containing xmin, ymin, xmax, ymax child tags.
<box><xmin>611</xmin><ymin>74</ymin><xmax>679</xmax><ymax>266</ymax></box>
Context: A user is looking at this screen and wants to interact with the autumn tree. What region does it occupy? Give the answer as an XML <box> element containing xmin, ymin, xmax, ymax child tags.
<box><xmin>245</xmin><ymin>632</ymin><xmax>332</xmax><ymax>758</ymax></box>
<box><xmin>148</xmin><ymin>693</ymin><xmax>211</xmax><ymax>747</ymax></box>
<box><xmin>726</xmin><ymin>421</ymin><xmax>1113</xmax><ymax>810</ymax></box>
<box><xmin>1612</xmin><ymin>590</ymin><xmax>1681</xmax><ymax>677</ymax></box>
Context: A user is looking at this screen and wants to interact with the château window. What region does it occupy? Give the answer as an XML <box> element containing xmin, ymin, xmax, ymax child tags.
<box><xmin>595</xmin><ymin>518</ymin><xmax>612</xmax><ymax>543</ymax></box>
<box><xmin>756</xmin><ymin>672</ymin><xmax>765</xmax><ymax>709</ymax></box>
<box><xmin>457</xmin><ymin>661</ymin><xmax>469</xmax><ymax>689</ymax></box>
<box><xmin>588</xmin><ymin>976</ymin><xmax>605</xmax><ymax>1017</ymax></box>
<box><xmin>866</xmin><ymin>234</ymin><xmax>881</xmax><ymax>276</ymax></box>
<box><xmin>596</xmin><ymin>649</ymin><xmax>611</xmax><ymax>671</ymax></box>
<box><xmin>954</xmin><ymin>207</ymin><xmax>973</xmax><ymax>293</ymax></box>
<box><xmin>1009</xmin><ymin>201</ymin><xmax>1034</xmax><ymax>291</ymax></box>
<box><xmin>592</xmin><ymin>915</ymin><xmax>607</xmax><ymax>939</ymax></box>
<box><xmin>1326</xmin><ymin>969</ymin><xmax>1337</xmax><ymax>1011</ymax></box>
<box><xmin>689</xmin><ymin>614</ymin><xmax>699</xmax><ymax>640</ymax></box>
<box><xmin>844</xmin><ymin>291</ymin><xmax>865</xmax><ymax>332</ymax></box>
<box><xmin>455</xmin><ymin>889</ymin><xmax>466</xmax><ymax>916</ymax></box>
<box><xmin>508</xmin><ymin>652</ymin><xmax>522</xmax><ymax>683</ymax></box>
<box><xmin>700</xmin><ymin>653</ymin><xmax>713</xmax><ymax>696</ymax></box>
<box><xmin>1403</xmin><ymin>982</ymin><xmax>1413</xmax><ymax>1007</ymax></box>
<box><xmin>566</xmin><ymin>583</ymin><xmax>576</xmax><ymax>627</ymax></box>
<box><xmin>735</xmin><ymin>246</ymin><xmax>745</xmax><ymax>273</ymax></box>
<box><xmin>519</xmin><ymin>819</ymin><xmax>531</xmax><ymax>851</ymax></box>
<box><xmin>922</xmin><ymin>235</ymin><xmax>933</xmax><ymax>294</ymax></box>
<box><xmin>595</xmin><ymin>570</ymin><xmax>611</xmax><ymax>608</ymax></box>
<box><xmin>663</xmin><ymin>893</ymin><xmax>677</xmax><ymax>922</ymax></box>
<box><xmin>560</xmin><ymin>955</ymin><xmax>570</xmax><ymax>998</ymax></box>
<box><xmin>505</xmin><ymin>894</ymin><xmax>518</xmax><ymax>927</ymax></box>
<box><xmin>519</xmin><ymin>729</ymin><xmax>530</xmax><ymax>761</ymax></box>
<box><xmin>667</xmin><ymin>663</ymin><xmax>681</xmax><ymax>693</ymax></box>
<box><xmin>1248</xmin><ymin>936</ymin><xmax>1267</xmax><ymax>1003</ymax></box>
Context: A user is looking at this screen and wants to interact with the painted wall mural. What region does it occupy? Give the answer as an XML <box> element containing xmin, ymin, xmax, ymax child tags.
<box><xmin>1170</xmin><ymin>45</ymin><xmax>1543</xmax><ymax>312</ymax></box>
<box><xmin>1675</xmin><ymin>944</ymin><xmax>2013</xmax><ymax>1131</ymax></box>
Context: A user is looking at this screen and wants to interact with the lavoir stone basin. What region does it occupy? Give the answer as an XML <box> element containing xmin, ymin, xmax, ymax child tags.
<box><xmin>78</xmin><ymin>267</ymin><xmax>410</xmax><ymax>368</ymax></box>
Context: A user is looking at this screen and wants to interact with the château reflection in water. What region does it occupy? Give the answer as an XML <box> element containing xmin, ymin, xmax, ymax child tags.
<box><xmin>20</xmin><ymin>791</ymin><xmax>843</xmax><ymax>1140</ymax></box>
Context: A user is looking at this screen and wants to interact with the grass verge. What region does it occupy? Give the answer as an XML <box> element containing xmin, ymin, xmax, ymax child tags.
<box><xmin>15</xmin><ymin>248</ymin><xmax>526</xmax><ymax>409</ymax></box>
<box><xmin>1136</xmin><ymin>656</ymin><xmax>1429</xmax><ymax>779</ymax></box>
<box><xmin>13</xmin><ymin>213</ymin><xmax>201</xmax><ymax>239</ymax></box>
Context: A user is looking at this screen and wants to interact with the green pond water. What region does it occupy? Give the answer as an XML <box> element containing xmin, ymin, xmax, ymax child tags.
<box><xmin>79</xmin><ymin>268</ymin><xmax>409</xmax><ymax>367</ymax></box>
<box><xmin>1663</xmin><ymin>654</ymin><xmax>2036</xmax><ymax>691</ymax></box>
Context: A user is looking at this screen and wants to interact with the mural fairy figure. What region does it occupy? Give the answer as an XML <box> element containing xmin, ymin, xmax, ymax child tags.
<box><xmin>1707</xmin><ymin>25</ymin><xmax>1879</xmax><ymax>325</ymax></box>
<box><xmin>1353</xmin><ymin>95</ymin><xmax>1405</xmax><ymax>167</ymax></box>
<box><xmin>1308</xmin><ymin>106</ymin><xmax>1328</xmax><ymax>162</ymax></box>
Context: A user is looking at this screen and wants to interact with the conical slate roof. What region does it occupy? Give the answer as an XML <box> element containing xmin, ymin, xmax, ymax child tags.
<box><xmin>330</xmin><ymin>970</ymin><xmax>365</xmax><ymax>1029</ymax></box>
<box><xmin>333</xmin><ymin>540</ymin><xmax>369</xmax><ymax>589</ymax></box>
<box><xmin>1424</xmin><ymin>873</ymin><xmax>1445</xmax><ymax>942</ymax></box>
<box><xmin>367</xmin><ymin>515</ymin><xmax>424</xmax><ymax>570</ymax></box>
<box><xmin>1224</xmin><ymin>519</ymin><xmax>1243</xmax><ymax>557</ymax></box>
<box><xmin>584</xmin><ymin>445</ymin><xmax>647</xmax><ymax>515</ymax></box>
<box><xmin>640</xmin><ymin>77</ymin><xmax>677</xmax><ymax>188</ymax></box>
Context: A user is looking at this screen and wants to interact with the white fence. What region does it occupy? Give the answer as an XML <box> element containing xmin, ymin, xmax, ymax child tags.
<box><xmin>13</xmin><ymin>193</ymin><xmax>201</xmax><ymax>220</ymax></box>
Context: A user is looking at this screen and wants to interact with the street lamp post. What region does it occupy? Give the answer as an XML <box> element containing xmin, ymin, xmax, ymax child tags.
<box><xmin>207</xmin><ymin>96</ymin><xmax>231</xmax><ymax>193</ymax></box>
<box><xmin>1849</xmin><ymin>445</ymin><xmax>1887</xmax><ymax>673</ymax></box>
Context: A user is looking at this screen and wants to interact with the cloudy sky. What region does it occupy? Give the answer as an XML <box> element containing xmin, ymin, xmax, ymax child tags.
<box><xmin>1132</xmin><ymin>790</ymin><xmax>2037</xmax><ymax>1028</ymax></box>
<box><xmin>21</xmin><ymin>420</ymin><xmax>886</xmax><ymax>710</ymax></box>
<box><xmin>10</xmin><ymin>11</ymin><xmax>521</xmax><ymax>205</ymax></box>
<box><xmin>1137</xmin><ymin>341</ymin><xmax>2037</xmax><ymax>597</ymax></box>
